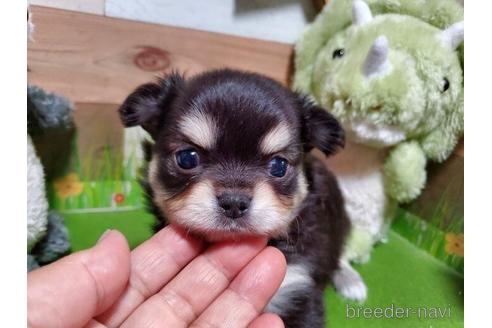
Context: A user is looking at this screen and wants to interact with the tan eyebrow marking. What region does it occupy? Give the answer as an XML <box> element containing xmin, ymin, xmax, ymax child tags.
<box><xmin>178</xmin><ymin>110</ymin><xmax>217</xmax><ymax>149</ymax></box>
<box><xmin>260</xmin><ymin>123</ymin><xmax>292</xmax><ymax>154</ymax></box>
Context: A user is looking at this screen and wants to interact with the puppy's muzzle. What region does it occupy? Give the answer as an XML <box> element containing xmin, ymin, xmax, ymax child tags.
<box><xmin>217</xmin><ymin>192</ymin><xmax>251</xmax><ymax>219</ymax></box>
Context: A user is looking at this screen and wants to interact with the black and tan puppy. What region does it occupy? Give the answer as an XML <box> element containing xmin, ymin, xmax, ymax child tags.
<box><xmin>119</xmin><ymin>69</ymin><xmax>350</xmax><ymax>327</ymax></box>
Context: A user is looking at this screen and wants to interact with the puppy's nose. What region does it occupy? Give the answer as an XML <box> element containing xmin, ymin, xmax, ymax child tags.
<box><xmin>217</xmin><ymin>193</ymin><xmax>251</xmax><ymax>219</ymax></box>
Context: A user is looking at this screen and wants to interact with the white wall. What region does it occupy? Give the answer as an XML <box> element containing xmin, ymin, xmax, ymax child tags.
<box><xmin>29</xmin><ymin>0</ymin><xmax>317</xmax><ymax>44</ymax></box>
<box><xmin>106</xmin><ymin>0</ymin><xmax>316</xmax><ymax>44</ymax></box>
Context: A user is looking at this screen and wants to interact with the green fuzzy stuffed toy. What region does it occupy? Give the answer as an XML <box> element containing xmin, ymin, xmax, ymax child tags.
<box><xmin>294</xmin><ymin>0</ymin><xmax>463</xmax><ymax>301</ymax></box>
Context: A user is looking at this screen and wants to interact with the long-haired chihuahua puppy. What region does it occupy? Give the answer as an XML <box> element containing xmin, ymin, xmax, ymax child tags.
<box><xmin>119</xmin><ymin>69</ymin><xmax>350</xmax><ymax>327</ymax></box>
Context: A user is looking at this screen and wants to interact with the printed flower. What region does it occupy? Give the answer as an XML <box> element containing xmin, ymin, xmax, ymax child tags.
<box><xmin>54</xmin><ymin>173</ymin><xmax>84</xmax><ymax>199</ymax></box>
<box><xmin>445</xmin><ymin>233</ymin><xmax>464</xmax><ymax>257</ymax></box>
<box><xmin>113</xmin><ymin>192</ymin><xmax>125</xmax><ymax>205</ymax></box>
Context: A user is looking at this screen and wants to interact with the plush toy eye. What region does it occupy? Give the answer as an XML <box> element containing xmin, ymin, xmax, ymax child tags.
<box><xmin>441</xmin><ymin>78</ymin><xmax>450</xmax><ymax>93</ymax></box>
<box><xmin>332</xmin><ymin>48</ymin><xmax>345</xmax><ymax>59</ymax></box>
<box><xmin>176</xmin><ymin>149</ymin><xmax>199</xmax><ymax>169</ymax></box>
<box><xmin>268</xmin><ymin>157</ymin><xmax>288</xmax><ymax>178</ymax></box>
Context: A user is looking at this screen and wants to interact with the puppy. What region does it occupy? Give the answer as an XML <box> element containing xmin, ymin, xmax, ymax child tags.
<box><xmin>119</xmin><ymin>69</ymin><xmax>350</xmax><ymax>327</ymax></box>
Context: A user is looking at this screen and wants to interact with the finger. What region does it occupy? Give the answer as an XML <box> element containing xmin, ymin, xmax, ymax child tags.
<box><xmin>28</xmin><ymin>230</ymin><xmax>130</xmax><ymax>328</ymax></box>
<box><xmin>191</xmin><ymin>247</ymin><xmax>286</xmax><ymax>328</ymax></box>
<box><xmin>97</xmin><ymin>225</ymin><xmax>203</xmax><ymax>327</ymax></box>
<box><xmin>120</xmin><ymin>237</ymin><xmax>267</xmax><ymax>327</ymax></box>
<box><xmin>82</xmin><ymin>319</ymin><xmax>107</xmax><ymax>328</ymax></box>
<box><xmin>248</xmin><ymin>313</ymin><xmax>284</xmax><ymax>328</ymax></box>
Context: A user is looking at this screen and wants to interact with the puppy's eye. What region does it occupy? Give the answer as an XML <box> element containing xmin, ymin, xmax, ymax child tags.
<box><xmin>176</xmin><ymin>149</ymin><xmax>199</xmax><ymax>169</ymax></box>
<box><xmin>441</xmin><ymin>77</ymin><xmax>450</xmax><ymax>93</ymax></box>
<box><xmin>268</xmin><ymin>157</ymin><xmax>288</xmax><ymax>178</ymax></box>
<box><xmin>332</xmin><ymin>48</ymin><xmax>345</xmax><ymax>59</ymax></box>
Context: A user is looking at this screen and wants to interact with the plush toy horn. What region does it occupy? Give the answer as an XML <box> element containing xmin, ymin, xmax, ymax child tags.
<box><xmin>439</xmin><ymin>21</ymin><xmax>464</xmax><ymax>50</ymax></box>
<box><xmin>363</xmin><ymin>35</ymin><xmax>391</xmax><ymax>79</ymax></box>
<box><xmin>352</xmin><ymin>0</ymin><xmax>373</xmax><ymax>25</ymax></box>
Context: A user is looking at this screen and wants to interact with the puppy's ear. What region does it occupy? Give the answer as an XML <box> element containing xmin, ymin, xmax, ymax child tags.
<box><xmin>119</xmin><ymin>73</ymin><xmax>185</xmax><ymax>138</ymax></box>
<box><xmin>297</xmin><ymin>94</ymin><xmax>345</xmax><ymax>156</ymax></box>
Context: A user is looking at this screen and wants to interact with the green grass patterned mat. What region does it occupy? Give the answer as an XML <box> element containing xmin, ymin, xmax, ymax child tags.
<box><xmin>327</xmin><ymin>231</ymin><xmax>463</xmax><ymax>327</ymax></box>
<box><xmin>62</xmin><ymin>208</ymin><xmax>155</xmax><ymax>250</ymax></box>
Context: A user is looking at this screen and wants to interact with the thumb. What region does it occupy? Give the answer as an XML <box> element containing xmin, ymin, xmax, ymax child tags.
<box><xmin>28</xmin><ymin>230</ymin><xmax>131</xmax><ymax>328</ymax></box>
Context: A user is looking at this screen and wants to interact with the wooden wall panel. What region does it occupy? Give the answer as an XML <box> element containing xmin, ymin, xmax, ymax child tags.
<box><xmin>28</xmin><ymin>6</ymin><xmax>293</xmax><ymax>105</ymax></box>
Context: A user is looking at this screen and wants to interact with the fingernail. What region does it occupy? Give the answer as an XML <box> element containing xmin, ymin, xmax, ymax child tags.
<box><xmin>97</xmin><ymin>229</ymin><xmax>113</xmax><ymax>244</ymax></box>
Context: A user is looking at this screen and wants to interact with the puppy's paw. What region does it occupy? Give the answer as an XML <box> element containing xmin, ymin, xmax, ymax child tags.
<box><xmin>332</xmin><ymin>261</ymin><xmax>368</xmax><ymax>302</ymax></box>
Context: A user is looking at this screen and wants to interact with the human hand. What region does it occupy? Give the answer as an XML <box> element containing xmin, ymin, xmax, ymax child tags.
<box><xmin>28</xmin><ymin>226</ymin><xmax>286</xmax><ymax>328</ymax></box>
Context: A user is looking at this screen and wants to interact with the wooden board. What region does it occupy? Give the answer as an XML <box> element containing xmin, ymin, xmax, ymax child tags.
<box><xmin>312</xmin><ymin>0</ymin><xmax>330</xmax><ymax>12</ymax></box>
<box><xmin>28</xmin><ymin>6</ymin><xmax>294</xmax><ymax>105</ymax></box>
<box><xmin>73</xmin><ymin>103</ymin><xmax>122</xmax><ymax>160</ymax></box>
<box><xmin>455</xmin><ymin>138</ymin><xmax>464</xmax><ymax>157</ymax></box>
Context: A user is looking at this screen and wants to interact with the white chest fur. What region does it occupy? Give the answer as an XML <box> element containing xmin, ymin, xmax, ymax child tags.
<box><xmin>265</xmin><ymin>263</ymin><xmax>313</xmax><ymax>315</ymax></box>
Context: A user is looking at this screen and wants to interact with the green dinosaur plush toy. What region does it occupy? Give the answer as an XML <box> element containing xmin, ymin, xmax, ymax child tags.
<box><xmin>294</xmin><ymin>0</ymin><xmax>463</xmax><ymax>301</ymax></box>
